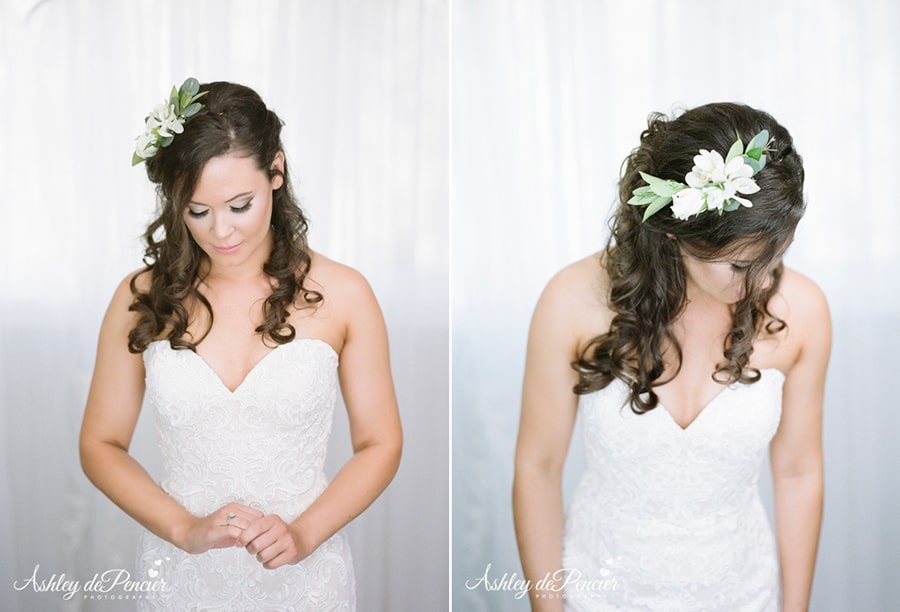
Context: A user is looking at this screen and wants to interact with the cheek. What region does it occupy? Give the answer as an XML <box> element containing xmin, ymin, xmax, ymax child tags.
<box><xmin>182</xmin><ymin>214</ymin><xmax>206</xmax><ymax>240</ymax></box>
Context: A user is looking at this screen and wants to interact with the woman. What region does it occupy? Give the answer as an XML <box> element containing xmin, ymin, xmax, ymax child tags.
<box><xmin>80</xmin><ymin>79</ymin><xmax>402</xmax><ymax>610</ymax></box>
<box><xmin>513</xmin><ymin>103</ymin><xmax>828</xmax><ymax>611</ymax></box>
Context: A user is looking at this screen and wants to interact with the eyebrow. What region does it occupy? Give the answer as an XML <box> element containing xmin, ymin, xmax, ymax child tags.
<box><xmin>189</xmin><ymin>191</ymin><xmax>253</xmax><ymax>207</ymax></box>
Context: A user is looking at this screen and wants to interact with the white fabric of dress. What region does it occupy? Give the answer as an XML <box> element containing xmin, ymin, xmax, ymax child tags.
<box><xmin>562</xmin><ymin>370</ymin><xmax>784</xmax><ymax>612</ymax></box>
<box><xmin>137</xmin><ymin>338</ymin><xmax>355</xmax><ymax>611</ymax></box>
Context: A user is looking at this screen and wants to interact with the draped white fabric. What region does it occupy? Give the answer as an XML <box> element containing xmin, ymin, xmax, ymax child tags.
<box><xmin>0</xmin><ymin>1</ymin><xmax>448</xmax><ymax>610</ymax></box>
<box><xmin>453</xmin><ymin>1</ymin><xmax>899</xmax><ymax>611</ymax></box>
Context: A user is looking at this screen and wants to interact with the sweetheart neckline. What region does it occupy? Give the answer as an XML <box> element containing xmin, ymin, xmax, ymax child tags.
<box><xmin>147</xmin><ymin>337</ymin><xmax>338</xmax><ymax>395</ymax></box>
<box><xmin>611</xmin><ymin>368</ymin><xmax>786</xmax><ymax>432</ymax></box>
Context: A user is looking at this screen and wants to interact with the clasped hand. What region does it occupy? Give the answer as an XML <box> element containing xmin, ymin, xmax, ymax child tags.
<box><xmin>180</xmin><ymin>503</ymin><xmax>311</xmax><ymax>570</ymax></box>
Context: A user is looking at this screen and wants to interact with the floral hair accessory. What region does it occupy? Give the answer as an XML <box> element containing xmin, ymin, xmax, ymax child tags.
<box><xmin>132</xmin><ymin>77</ymin><xmax>207</xmax><ymax>166</ymax></box>
<box><xmin>628</xmin><ymin>130</ymin><xmax>773</xmax><ymax>221</ymax></box>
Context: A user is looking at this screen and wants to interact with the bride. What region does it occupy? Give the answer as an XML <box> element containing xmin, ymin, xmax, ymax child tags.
<box><xmin>513</xmin><ymin>102</ymin><xmax>828</xmax><ymax>611</ymax></box>
<box><xmin>80</xmin><ymin>79</ymin><xmax>402</xmax><ymax>610</ymax></box>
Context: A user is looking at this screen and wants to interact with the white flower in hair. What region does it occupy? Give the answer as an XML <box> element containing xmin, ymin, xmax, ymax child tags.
<box><xmin>132</xmin><ymin>77</ymin><xmax>207</xmax><ymax>166</ymax></box>
<box><xmin>628</xmin><ymin>130</ymin><xmax>771</xmax><ymax>222</ymax></box>
<box><xmin>133</xmin><ymin>130</ymin><xmax>159</xmax><ymax>161</ymax></box>
<box><xmin>146</xmin><ymin>102</ymin><xmax>186</xmax><ymax>139</ymax></box>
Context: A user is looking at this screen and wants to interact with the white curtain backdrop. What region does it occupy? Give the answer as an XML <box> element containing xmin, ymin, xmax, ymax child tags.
<box><xmin>453</xmin><ymin>1</ymin><xmax>899</xmax><ymax>611</ymax></box>
<box><xmin>0</xmin><ymin>1</ymin><xmax>448</xmax><ymax>610</ymax></box>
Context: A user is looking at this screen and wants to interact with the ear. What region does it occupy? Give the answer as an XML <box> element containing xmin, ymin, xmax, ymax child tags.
<box><xmin>270</xmin><ymin>151</ymin><xmax>285</xmax><ymax>190</ymax></box>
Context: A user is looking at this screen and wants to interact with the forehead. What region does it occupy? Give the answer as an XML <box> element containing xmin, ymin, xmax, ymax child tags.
<box><xmin>191</xmin><ymin>153</ymin><xmax>264</xmax><ymax>202</ymax></box>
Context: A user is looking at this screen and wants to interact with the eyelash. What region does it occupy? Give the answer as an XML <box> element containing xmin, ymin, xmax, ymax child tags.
<box><xmin>730</xmin><ymin>263</ymin><xmax>750</xmax><ymax>272</ymax></box>
<box><xmin>187</xmin><ymin>200</ymin><xmax>253</xmax><ymax>219</ymax></box>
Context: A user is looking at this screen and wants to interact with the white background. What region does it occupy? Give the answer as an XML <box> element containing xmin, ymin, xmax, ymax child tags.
<box><xmin>0</xmin><ymin>1</ymin><xmax>448</xmax><ymax>610</ymax></box>
<box><xmin>453</xmin><ymin>1</ymin><xmax>900</xmax><ymax>610</ymax></box>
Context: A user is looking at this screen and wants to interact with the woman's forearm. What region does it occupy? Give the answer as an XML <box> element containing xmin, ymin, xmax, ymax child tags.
<box><xmin>773</xmin><ymin>470</ymin><xmax>823</xmax><ymax>612</ymax></box>
<box><xmin>513</xmin><ymin>463</ymin><xmax>566</xmax><ymax>612</ymax></box>
<box><xmin>80</xmin><ymin>439</ymin><xmax>195</xmax><ymax>548</ymax></box>
<box><xmin>291</xmin><ymin>438</ymin><xmax>402</xmax><ymax>555</ymax></box>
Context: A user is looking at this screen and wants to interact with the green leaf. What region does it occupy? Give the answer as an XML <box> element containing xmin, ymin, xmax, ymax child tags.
<box><xmin>168</xmin><ymin>85</ymin><xmax>178</xmax><ymax>105</ymax></box>
<box><xmin>650</xmin><ymin>181</ymin><xmax>676</xmax><ymax>197</ymax></box>
<box><xmin>192</xmin><ymin>90</ymin><xmax>208</xmax><ymax>103</ymax></box>
<box><xmin>746</xmin><ymin>130</ymin><xmax>769</xmax><ymax>153</ymax></box>
<box><xmin>725</xmin><ymin>137</ymin><xmax>743</xmax><ymax>163</ymax></box>
<box><xmin>179</xmin><ymin>90</ymin><xmax>191</xmax><ymax>113</ymax></box>
<box><xmin>181</xmin><ymin>102</ymin><xmax>203</xmax><ymax>118</ymax></box>
<box><xmin>723</xmin><ymin>199</ymin><xmax>740</xmax><ymax>212</ymax></box>
<box><xmin>743</xmin><ymin>155</ymin><xmax>763</xmax><ymax>174</ymax></box>
<box><xmin>745</xmin><ymin>147</ymin><xmax>763</xmax><ymax>161</ymax></box>
<box><xmin>182</xmin><ymin>77</ymin><xmax>200</xmax><ymax>97</ymax></box>
<box><xmin>638</xmin><ymin>171</ymin><xmax>667</xmax><ymax>187</ymax></box>
<box><xmin>159</xmin><ymin>135</ymin><xmax>174</xmax><ymax>147</ymax></box>
<box><xmin>132</xmin><ymin>152</ymin><xmax>145</xmax><ymax>166</ymax></box>
<box><xmin>642</xmin><ymin>195</ymin><xmax>672</xmax><ymax>221</ymax></box>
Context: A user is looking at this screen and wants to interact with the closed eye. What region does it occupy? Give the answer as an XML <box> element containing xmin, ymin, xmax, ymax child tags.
<box><xmin>231</xmin><ymin>200</ymin><xmax>253</xmax><ymax>213</ymax></box>
<box><xmin>187</xmin><ymin>209</ymin><xmax>209</xmax><ymax>219</ymax></box>
<box><xmin>730</xmin><ymin>262</ymin><xmax>751</xmax><ymax>272</ymax></box>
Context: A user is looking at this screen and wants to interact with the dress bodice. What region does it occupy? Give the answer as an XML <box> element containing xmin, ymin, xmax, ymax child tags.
<box><xmin>142</xmin><ymin>338</ymin><xmax>340</xmax><ymax>520</ymax></box>
<box><xmin>138</xmin><ymin>338</ymin><xmax>356</xmax><ymax>611</ymax></box>
<box><xmin>562</xmin><ymin>370</ymin><xmax>785</xmax><ymax>611</ymax></box>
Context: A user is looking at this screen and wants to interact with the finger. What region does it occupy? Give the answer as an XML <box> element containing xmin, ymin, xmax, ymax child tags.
<box><xmin>236</xmin><ymin>515</ymin><xmax>273</xmax><ymax>548</ymax></box>
<box><xmin>262</xmin><ymin>546</ymin><xmax>298</xmax><ymax>570</ymax></box>
<box><xmin>222</xmin><ymin>503</ymin><xmax>265</xmax><ymax>520</ymax></box>
<box><xmin>245</xmin><ymin>526</ymin><xmax>280</xmax><ymax>556</ymax></box>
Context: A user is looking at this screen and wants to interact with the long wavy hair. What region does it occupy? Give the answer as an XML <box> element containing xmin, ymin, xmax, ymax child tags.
<box><xmin>574</xmin><ymin>102</ymin><xmax>805</xmax><ymax>413</ymax></box>
<box><xmin>127</xmin><ymin>81</ymin><xmax>321</xmax><ymax>353</ymax></box>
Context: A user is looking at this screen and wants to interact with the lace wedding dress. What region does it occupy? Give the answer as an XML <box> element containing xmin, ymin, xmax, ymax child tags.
<box><xmin>137</xmin><ymin>339</ymin><xmax>355</xmax><ymax>611</ymax></box>
<box><xmin>562</xmin><ymin>370</ymin><xmax>785</xmax><ymax>611</ymax></box>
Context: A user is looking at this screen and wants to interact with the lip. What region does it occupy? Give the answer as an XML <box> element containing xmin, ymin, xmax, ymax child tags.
<box><xmin>213</xmin><ymin>243</ymin><xmax>242</xmax><ymax>254</ymax></box>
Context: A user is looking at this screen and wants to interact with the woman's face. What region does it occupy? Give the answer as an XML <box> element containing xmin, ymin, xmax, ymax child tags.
<box><xmin>680</xmin><ymin>240</ymin><xmax>782</xmax><ymax>305</ymax></box>
<box><xmin>183</xmin><ymin>151</ymin><xmax>284</xmax><ymax>272</ymax></box>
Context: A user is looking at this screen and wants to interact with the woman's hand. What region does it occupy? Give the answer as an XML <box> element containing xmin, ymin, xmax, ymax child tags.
<box><xmin>176</xmin><ymin>503</ymin><xmax>264</xmax><ymax>554</ymax></box>
<box><xmin>238</xmin><ymin>514</ymin><xmax>310</xmax><ymax>569</ymax></box>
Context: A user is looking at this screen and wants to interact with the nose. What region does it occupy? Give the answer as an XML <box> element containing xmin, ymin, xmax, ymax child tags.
<box><xmin>210</xmin><ymin>213</ymin><xmax>234</xmax><ymax>240</ymax></box>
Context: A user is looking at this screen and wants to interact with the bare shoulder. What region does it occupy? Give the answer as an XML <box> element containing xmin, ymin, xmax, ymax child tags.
<box><xmin>771</xmin><ymin>266</ymin><xmax>830</xmax><ymax>330</ymax></box>
<box><xmin>532</xmin><ymin>253</ymin><xmax>612</xmax><ymax>355</ymax></box>
<box><xmin>306</xmin><ymin>251</ymin><xmax>375</xmax><ymax>302</ymax></box>
<box><xmin>106</xmin><ymin>267</ymin><xmax>149</xmax><ymax>320</ymax></box>
<box><xmin>758</xmin><ymin>266</ymin><xmax>831</xmax><ymax>372</ymax></box>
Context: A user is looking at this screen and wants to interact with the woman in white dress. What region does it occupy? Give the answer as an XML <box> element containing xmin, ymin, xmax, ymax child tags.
<box><xmin>80</xmin><ymin>79</ymin><xmax>402</xmax><ymax>610</ymax></box>
<box><xmin>513</xmin><ymin>103</ymin><xmax>828</xmax><ymax>611</ymax></box>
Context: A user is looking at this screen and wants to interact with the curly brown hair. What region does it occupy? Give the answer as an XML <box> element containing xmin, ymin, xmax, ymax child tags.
<box><xmin>573</xmin><ymin>102</ymin><xmax>805</xmax><ymax>413</ymax></box>
<box><xmin>127</xmin><ymin>81</ymin><xmax>321</xmax><ymax>353</ymax></box>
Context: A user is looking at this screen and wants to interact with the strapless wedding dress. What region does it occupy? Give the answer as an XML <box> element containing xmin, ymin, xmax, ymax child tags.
<box><xmin>562</xmin><ymin>370</ymin><xmax>784</xmax><ymax>611</ymax></box>
<box><xmin>137</xmin><ymin>339</ymin><xmax>355</xmax><ymax>611</ymax></box>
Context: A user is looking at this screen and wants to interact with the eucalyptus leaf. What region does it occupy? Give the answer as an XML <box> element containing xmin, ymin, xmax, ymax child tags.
<box><xmin>746</xmin><ymin>130</ymin><xmax>769</xmax><ymax>153</ymax></box>
<box><xmin>182</xmin><ymin>77</ymin><xmax>200</xmax><ymax>97</ymax></box>
<box><xmin>160</xmin><ymin>135</ymin><xmax>174</xmax><ymax>147</ymax></box>
<box><xmin>743</xmin><ymin>156</ymin><xmax>763</xmax><ymax>174</ymax></box>
<box><xmin>168</xmin><ymin>85</ymin><xmax>178</xmax><ymax>104</ymax></box>
<box><xmin>181</xmin><ymin>102</ymin><xmax>203</xmax><ymax>118</ymax></box>
<box><xmin>179</xmin><ymin>91</ymin><xmax>191</xmax><ymax>112</ymax></box>
<box><xmin>723</xmin><ymin>199</ymin><xmax>740</xmax><ymax>212</ymax></box>
<box><xmin>725</xmin><ymin>138</ymin><xmax>743</xmax><ymax>163</ymax></box>
<box><xmin>132</xmin><ymin>152</ymin><xmax>145</xmax><ymax>166</ymax></box>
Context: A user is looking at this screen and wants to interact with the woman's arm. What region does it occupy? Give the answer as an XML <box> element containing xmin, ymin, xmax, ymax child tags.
<box><xmin>769</xmin><ymin>273</ymin><xmax>831</xmax><ymax>612</ymax></box>
<box><xmin>514</xmin><ymin>262</ymin><xmax>599</xmax><ymax>611</ymax></box>
<box><xmin>80</xmin><ymin>273</ymin><xmax>261</xmax><ymax>553</ymax></box>
<box><xmin>239</xmin><ymin>266</ymin><xmax>402</xmax><ymax>569</ymax></box>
